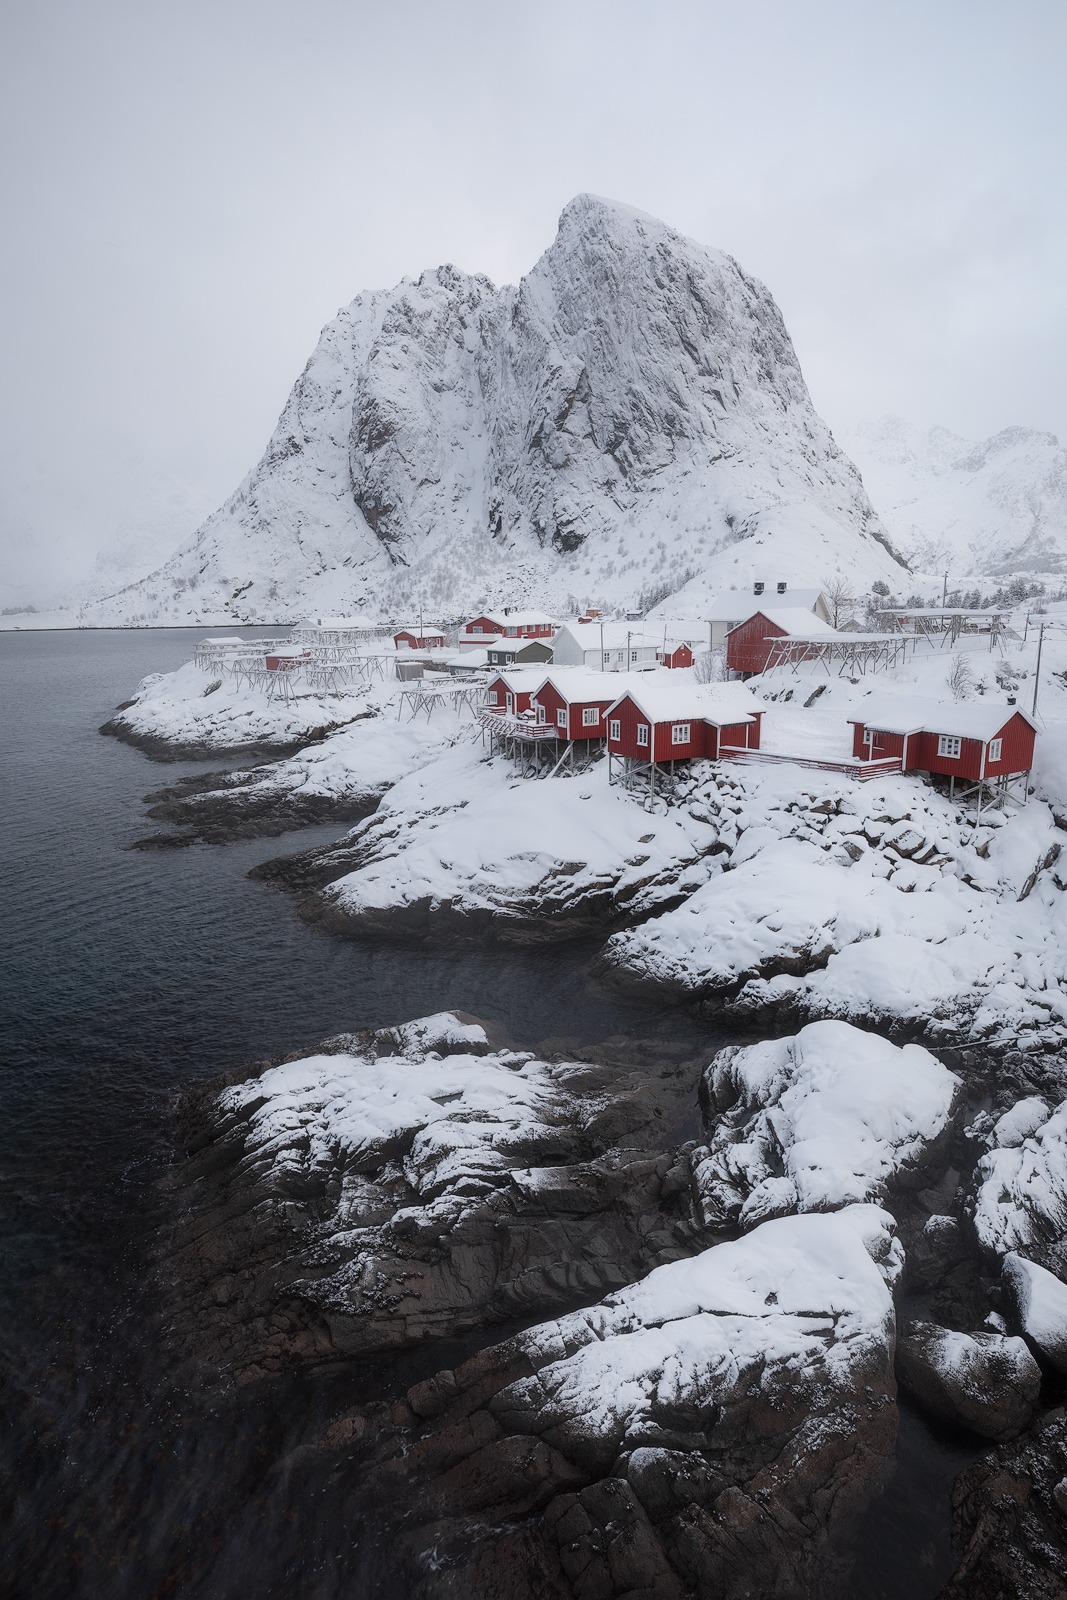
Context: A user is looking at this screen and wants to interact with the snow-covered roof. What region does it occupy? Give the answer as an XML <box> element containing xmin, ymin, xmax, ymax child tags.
<box><xmin>485</xmin><ymin>666</ymin><xmax>552</xmax><ymax>688</ymax></box>
<box><xmin>533</xmin><ymin>666</ymin><xmax>654</xmax><ymax>702</ymax></box>
<box><xmin>477</xmin><ymin>609</ymin><xmax>557</xmax><ymax>628</ymax></box>
<box><xmin>558</xmin><ymin>621</ymin><xmax>679</xmax><ymax>651</ymax></box>
<box><xmin>611</xmin><ymin>681</ymin><xmax>763</xmax><ymax>727</ymax></box>
<box><xmin>307</xmin><ymin>615</ymin><xmax>376</xmax><ymax>629</ymax></box>
<box><xmin>394</xmin><ymin>623</ymin><xmax>444</xmax><ymax>635</ymax></box>
<box><xmin>748</xmin><ymin>607</ymin><xmax>840</xmax><ymax>638</ymax></box>
<box><xmin>849</xmin><ymin>694</ymin><xmax>1038</xmax><ymax>740</ymax></box>
<box><xmin>201</xmin><ymin>635</ymin><xmax>247</xmax><ymax>645</ymax></box>
<box><xmin>696</xmin><ymin>589</ymin><xmax>826</xmax><ymax>622</ymax></box>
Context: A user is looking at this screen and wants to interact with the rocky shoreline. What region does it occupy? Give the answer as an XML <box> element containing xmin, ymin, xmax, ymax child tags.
<box><xmin>150</xmin><ymin>1007</ymin><xmax>1067</xmax><ymax>1598</ymax></box>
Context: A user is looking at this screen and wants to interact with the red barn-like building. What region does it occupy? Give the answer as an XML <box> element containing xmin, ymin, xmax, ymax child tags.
<box><xmin>725</xmin><ymin>608</ymin><xmax>839</xmax><ymax>676</ymax></box>
<box><xmin>606</xmin><ymin>682</ymin><xmax>763</xmax><ymax>764</ymax></box>
<box><xmin>394</xmin><ymin>627</ymin><xmax>445</xmax><ymax>650</ymax></box>
<box><xmin>660</xmin><ymin>642</ymin><xmax>694</xmax><ymax>670</ymax></box>
<box><xmin>847</xmin><ymin>697</ymin><xmax>1037</xmax><ymax>782</ymax></box>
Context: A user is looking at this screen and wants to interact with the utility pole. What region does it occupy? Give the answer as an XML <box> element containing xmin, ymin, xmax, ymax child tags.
<box><xmin>942</xmin><ymin>572</ymin><xmax>948</xmax><ymax>608</ymax></box>
<box><xmin>599</xmin><ymin>620</ymin><xmax>605</xmax><ymax>672</ymax></box>
<box><xmin>1033</xmin><ymin>623</ymin><xmax>1045</xmax><ymax>718</ymax></box>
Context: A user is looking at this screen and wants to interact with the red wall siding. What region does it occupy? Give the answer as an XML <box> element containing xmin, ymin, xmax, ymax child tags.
<box><xmin>651</xmin><ymin>717</ymin><xmax>708</xmax><ymax>761</ymax></box>
<box><xmin>607</xmin><ymin>694</ymin><xmax>655</xmax><ymax>759</ymax></box>
<box><xmin>533</xmin><ymin>682</ymin><xmax>614</xmax><ymax>739</ymax></box>
<box><xmin>465</xmin><ymin>616</ymin><xmax>504</xmax><ymax>636</ymax></box>
<box><xmin>662</xmin><ymin>644</ymin><xmax>694</xmax><ymax>669</ymax></box>
<box><xmin>486</xmin><ymin>675</ymin><xmax>534</xmax><ymax>716</ymax></box>
<box><xmin>852</xmin><ymin>713</ymin><xmax>1034</xmax><ymax>776</ymax></box>
<box><xmin>725</xmin><ymin>612</ymin><xmax>786</xmax><ymax>674</ymax></box>
<box><xmin>720</xmin><ymin>717</ymin><xmax>761</xmax><ymax>750</ymax></box>
<box><xmin>985</xmin><ymin>713</ymin><xmax>1037</xmax><ymax>776</ymax></box>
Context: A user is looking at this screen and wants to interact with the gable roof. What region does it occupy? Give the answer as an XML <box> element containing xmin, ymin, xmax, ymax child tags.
<box><xmin>738</xmin><ymin>607</ymin><xmax>840</xmax><ymax>639</ymax></box>
<box><xmin>532</xmin><ymin>666</ymin><xmax>653</xmax><ymax>702</ymax></box>
<box><xmin>848</xmin><ymin>694</ymin><xmax>1039</xmax><ymax>741</ymax></box>
<box><xmin>475</xmin><ymin>609</ymin><xmax>557</xmax><ymax>628</ymax></box>
<box><xmin>557</xmin><ymin>621</ymin><xmax>688</xmax><ymax>651</ymax></box>
<box><xmin>609</xmin><ymin>680</ymin><xmax>763</xmax><ymax>727</ymax></box>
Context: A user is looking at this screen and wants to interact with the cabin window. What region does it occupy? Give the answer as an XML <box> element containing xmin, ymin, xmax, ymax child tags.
<box><xmin>609</xmin><ymin>719</ymin><xmax>621</xmax><ymax>741</ymax></box>
<box><xmin>582</xmin><ymin>707</ymin><xmax>599</xmax><ymax>726</ymax></box>
<box><xmin>637</xmin><ymin>724</ymin><xmax>649</xmax><ymax>747</ymax></box>
<box><xmin>672</xmin><ymin>723</ymin><xmax>690</xmax><ymax>745</ymax></box>
<box><xmin>488</xmin><ymin>690</ymin><xmax>498</xmax><ymax>704</ymax></box>
<box><xmin>617</xmin><ymin>651</ymin><xmax>624</xmax><ymax>663</ymax></box>
<box><xmin>472</xmin><ymin>625</ymin><xmax>482</xmax><ymax>633</ymax></box>
<box><xmin>602</xmin><ymin>652</ymin><xmax>610</xmax><ymax>664</ymax></box>
<box><xmin>557</xmin><ymin>708</ymin><xmax>567</xmax><ymax>727</ymax></box>
<box><xmin>862</xmin><ymin>728</ymin><xmax>873</xmax><ymax>746</ymax></box>
<box><xmin>506</xmin><ymin>626</ymin><xmax>516</xmax><ymax>636</ymax></box>
<box><xmin>989</xmin><ymin>738</ymin><xmax>1003</xmax><ymax>762</ymax></box>
<box><xmin>938</xmin><ymin>735</ymin><xmax>962</xmax><ymax>758</ymax></box>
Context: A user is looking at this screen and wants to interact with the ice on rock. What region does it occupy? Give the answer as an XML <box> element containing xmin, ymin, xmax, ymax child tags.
<box><xmin>972</xmin><ymin>1103</ymin><xmax>1067</xmax><ymax>1275</ymax></box>
<box><xmin>691</xmin><ymin>1021</ymin><xmax>962</xmax><ymax>1230</ymax></box>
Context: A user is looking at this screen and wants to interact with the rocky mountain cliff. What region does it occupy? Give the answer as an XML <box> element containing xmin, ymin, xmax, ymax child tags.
<box><xmin>844</xmin><ymin>415</ymin><xmax>1067</xmax><ymax>579</ymax></box>
<box><xmin>82</xmin><ymin>196</ymin><xmax>907</xmax><ymax>626</ymax></box>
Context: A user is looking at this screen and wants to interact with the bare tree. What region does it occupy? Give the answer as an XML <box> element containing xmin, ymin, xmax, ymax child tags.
<box><xmin>694</xmin><ymin>647</ymin><xmax>727</xmax><ymax>683</ymax></box>
<box><xmin>822</xmin><ymin>575</ymin><xmax>858</xmax><ymax>630</ymax></box>
<box><xmin>947</xmin><ymin>653</ymin><xmax>974</xmax><ymax>701</ymax></box>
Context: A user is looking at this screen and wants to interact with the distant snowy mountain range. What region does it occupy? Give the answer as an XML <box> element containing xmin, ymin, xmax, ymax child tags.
<box><xmin>843</xmin><ymin>416</ymin><xmax>1067</xmax><ymax>580</ymax></box>
<box><xmin>80</xmin><ymin>196</ymin><xmax>908</xmax><ymax>627</ymax></box>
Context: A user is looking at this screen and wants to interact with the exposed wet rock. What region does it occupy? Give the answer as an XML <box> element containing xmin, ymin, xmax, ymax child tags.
<box><xmin>938</xmin><ymin>1408</ymin><xmax>1067</xmax><ymax>1599</ymax></box>
<box><xmin>154</xmin><ymin>1012</ymin><xmax>711</xmax><ymax>1388</ymax></box>
<box><xmin>896</xmin><ymin>1321</ymin><xmax>1040</xmax><ymax>1442</ymax></box>
<box><xmin>99</xmin><ymin>716</ymin><xmax>313</xmax><ymax>764</ymax></box>
<box><xmin>311</xmin><ymin>1205</ymin><xmax>903</xmax><ymax>1600</ymax></box>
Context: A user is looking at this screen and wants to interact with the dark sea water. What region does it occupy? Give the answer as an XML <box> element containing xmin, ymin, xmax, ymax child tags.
<box><xmin>0</xmin><ymin>628</ymin><xmax>978</xmax><ymax>1599</ymax></box>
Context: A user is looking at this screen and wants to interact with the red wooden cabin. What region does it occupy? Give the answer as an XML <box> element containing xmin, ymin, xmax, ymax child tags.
<box><xmin>725</xmin><ymin>608</ymin><xmax>839</xmax><ymax>676</ymax></box>
<box><xmin>463</xmin><ymin>609</ymin><xmax>556</xmax><ymax>640</ymax></box>
<box><xmin>847</xmin><ymin>697</ymin><xmax>1037</xmax><ymax>780</ymax></box>
<box><xmin>484</xmin><ymin>670</ymin><xmax>542</xmax><ymax>720</ymax></box>
<box><xmin>530</xmin><ymin>669</ymin><xmax>621</xmax><ymax>741</ymax></box>
<box><xmin>606</xmin><ymin>682</ymin><xmax>763</xmax><ymax>764</ymax></box>
<box><xmin>394</xmin><ymin>628</ymin><xmax>445</xmax><ymax>650</ymax></box>
<box><xmin>659</xmin><ymin>642</ymin><xmax>694</xmax><ymax>670</ymax></box>
<box><xmin>265</xmin><ymin>648</ymin><xmax>310</xmax><ymax>671</ymax></box>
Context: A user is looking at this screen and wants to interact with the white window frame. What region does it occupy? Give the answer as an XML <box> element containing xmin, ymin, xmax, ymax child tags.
<box><xmin>582</xmin><ymin>707</ymin><xmax>599</xmax><ymax>726</ymax></box>
<box><xmin>472</xmin><ymin>625</ymin><xmax>482</xmax><ymax>634</ymax></box>
<box><xmin>609</xmin><ymin>718</ymin><xmax>621</xmax><ymax>741</ymax></box>
<box><xmin>862</xmin><ymin>727</ymin><xmax>873</xmax><ymax>746</ymax></box>
<box><xmin>671</xmin><ymin>723</ymin><xmax>690</xmax><ymax>745</ymax></box>
<box><xmin>636</xmin><ymin>723</ymin><xmax>649</xmax><ymax>747</ymax></box>
<box><xmin>631</xmin><ymin>650</ymin><xmax>639</xmax><ymax>661</ymax></box>
<box><xmin>938</xmin><ymin>734</ymin><xmax>961</xmax><ymax>758</ymax></box>
<box><xmin>616</xmin><ymin>651</ymin><xmax>624</xmax><ymax>663</ymax></box>
<box><xmin>988</xmin><ymin>738</ymin><xmax>1003</xmax><ymax>762</ymax></box>
<box><xmin>488</xmin><ymin>690</ymin><xmax>498</xmax><ymax>704</ymax></box>
<box><xmin>557</xmin><ymin>707</ymin><xmax>567</xmax><ymax>727</ymax></box>
<box><xmin>536</xmin><ymin>702</ymin><xmax>545</xmax><ymax>724</ymax></box>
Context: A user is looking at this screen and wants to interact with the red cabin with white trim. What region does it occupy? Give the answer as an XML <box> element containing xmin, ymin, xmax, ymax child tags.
<box><xmin>394</xmin><ymin>628</ymin><xmax>445</xmax><ymax>650</ymax></box>
<box><xmin>530</xmin><ymin>669</ymin><xmax>621</xmax><ymax>741</ymax></box>
<box><xmin>606</xmin><ymin>682</ymin><xmax>764</xmax><ymax>764</ymax></box>
<box><xmin>463</xmin><ymin>609</ymin><xmax>556</xmax><ymax>641</ymax></box>
<box><xmin>265</xmin><ymin>648</ymin><xmax>310</xmax><ymax>671</ymax></box>
<box><xmin>725</xmin><ymin>608</ymin><xmax>839</xmax><ymax>676</ymax></box>
<box><xmin>847</xmin><ymin>697</ymin><xmax>1037</xmax><ymax>780</ymax></box>
<box><xmin>658</xmin><ymin>642</ymin><xmax>694</xmax><ymax>670</ymax></box>
<box><xmin>484</xmin><ymin>670</ymin><xmax>543</xmax><ymax>720</ymax></box>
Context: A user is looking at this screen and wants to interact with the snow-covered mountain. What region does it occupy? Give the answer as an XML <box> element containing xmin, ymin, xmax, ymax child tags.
<box><xmin>82</xmin><ymin>196</ymin><xmax>908</xmax><ymax>626</ymax></box>
<box><xmin>843</xmin><ymin>416</ymin><xmax>1067</xmax><ymax>579</ymax></box>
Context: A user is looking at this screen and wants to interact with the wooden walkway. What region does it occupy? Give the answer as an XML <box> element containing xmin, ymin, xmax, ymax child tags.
<box><xmin>722</xmin><ymin>748</ymin><xmax>903</xmax><ymax>782</ymax></box>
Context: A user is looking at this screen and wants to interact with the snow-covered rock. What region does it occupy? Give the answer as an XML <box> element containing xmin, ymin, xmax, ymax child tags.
<box><xmin>157</xmin><ymin>1012</ymin><xmax>708</xmax><ymax>1383</ymax></box>
<box><xmin>137</xmin><ymin>709</ymin><xmax>465</xmax><ymax>841</ymax></box>
<box><xmin>895</xmin><ymin>1320</ymin><xmax>1040</xmax><ymax>1441</ymax></box>
<box><xmin>691</xmin><ymin>1021</ymin><xmax>962</xmax><ymax>1231</ymax></box>
<box><xmin>101</xmin><ymin>657</ymin><xmax>378</xmax><ymax>757</ymax></box>
<box><xmin>971</xmin><ymin>1104</ymin><xmax>1067</xmax><ymax>1275</ymax></box>
<box><xmin>327</xmin><ymin>1206</ymin><xmax>902</xmax><ymax>1600</ymax></box>
<box><xmin>1002</xmin><ymin>1253</ymin><xmax>1067</xmax><ymax>1375</ymax></box>
<box><xmin>304</xmin><ymin>742</ymin><xmax>714</xmax><ymax>944</ymax></box>
<box><xmin>844</xmin><ymin>414</ymin><xmax>1067</xmax><ymax>578</ymax></box>
<box><xmin>598</xmin><ymin>762</ymin><xmax>1067</xmax><ymax>1061</ymax></box>
<box><xmin>82</xmin><ymin>197</ymin><xmax>905</xmax><ymax>629</ymax></box>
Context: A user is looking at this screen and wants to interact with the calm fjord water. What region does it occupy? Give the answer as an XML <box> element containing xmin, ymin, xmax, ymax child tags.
<box><xmin>0</xmin><ymin>629</ymin><xmax>976</xmax><ymax>1599</ymax></box>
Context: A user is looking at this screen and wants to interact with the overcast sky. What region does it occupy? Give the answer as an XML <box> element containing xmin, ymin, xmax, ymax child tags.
<box><xmin>1</xmin><ymin>0</ymin><xmax>1064</xmax><ymax>606</ymax></box>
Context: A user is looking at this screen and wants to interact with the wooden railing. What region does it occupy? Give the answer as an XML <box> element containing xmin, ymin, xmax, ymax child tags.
<box><xmin>722</xmin><ymin>748</ymin><xmax>903</xmax><ymax>782</ymax></box>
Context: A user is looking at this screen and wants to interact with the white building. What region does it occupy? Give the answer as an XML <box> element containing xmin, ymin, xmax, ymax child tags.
<box><xmin>552</xmin><ymin>621</ymin><xmax>678</xmax><ymax>671</ymax></box>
